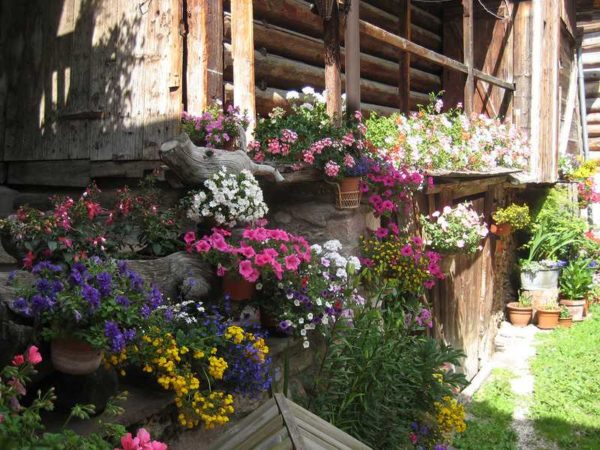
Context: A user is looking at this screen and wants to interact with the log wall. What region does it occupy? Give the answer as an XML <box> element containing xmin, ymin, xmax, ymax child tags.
<box><xmin>577</xmin><ymin>0</ymin><xmax>600</xmax><ymax>153</ymax></box>
<box><xmin>222</xmin><ymin>0</ymin><xmax>443</xmax><ymax>115</ymax></box>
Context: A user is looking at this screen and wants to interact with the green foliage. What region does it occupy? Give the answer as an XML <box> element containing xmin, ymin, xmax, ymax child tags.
<box><xmin>492</xmin><ymin>204</ymin><xmax>531</xmax><ymax>230</ymax></box>
<box><xmin>559</xmin><ymin>258</ymin><xmax>593</xmax><ymax>299</ymax></box>
<box><xmin>306</xmin><ymin>302</ymin><xmax>467</xmax><ymax>449</ymax></box>
<box><xmin>364</xmin><ymin>112</ymin><xmax>399</xmax><ymax>151</ymax></box>
<box><xmin>559</xmin><ymin>306</ymin><xmax>571</xmax><ymax>319</ymax></box>
<box><xmin>518</xmin><ymin>291</ymin><xmax>533</xmax><ymax>307</ymax></box>
<box><xmin>531</xmin><ymin>305</ymin><xmax>600</xmax><ymax>449</ymax></box>
<box><xmin>453</xmin><ymin>369</ymin><xmax>518</xmax><ymax>450</ymax></box>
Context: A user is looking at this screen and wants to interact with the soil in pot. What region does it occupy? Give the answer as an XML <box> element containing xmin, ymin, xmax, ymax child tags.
<box><xmin>559</xmin><ymin>299</ymin><xmax>586</xmax><ymax>322</ymax></box>
<box><xmin>558</xmin><ymin>317</ymin><xmax>573</xmax><ymax>328</ymax></box>
<box><xmin>222</xmin><ymin>275</ymin><xmax>255</xmax><ymax>301</ymax></box>
<box><xmin>506</xmin><ymin>302</ymin><xmax>532</xmax><ymax>327</ymax></box>
<box><xmin>536</xmin><ymin>309</ymin><xmax>560</xmax><ymax>329</ymax></box>
<box><xmin>51</xmin><ymin>339</ymin><xmax>103</xmax><ymax>375</ymax></box>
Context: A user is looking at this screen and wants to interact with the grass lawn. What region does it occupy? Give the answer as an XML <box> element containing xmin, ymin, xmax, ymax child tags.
<box><xmin>453</xmin><ymin>369</ymin><xmax>518</xmax><ymax>450</ymax></box>
<box><xmin>530</xmin><ymin>305</ymin><xmax>600</xmax><ymax>449</ymax></box>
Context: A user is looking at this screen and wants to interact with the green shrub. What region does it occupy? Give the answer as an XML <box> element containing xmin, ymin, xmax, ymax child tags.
<box><xmin>492</xmin><ymin>204</ymin><xmax>531</xmax><ymax>230</ymax></box>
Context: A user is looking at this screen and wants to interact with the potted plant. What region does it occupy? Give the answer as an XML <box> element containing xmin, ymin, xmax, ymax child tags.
<box><xmin>421</xmin><ymin>202</ymin><xmax>489</xmax><ymax>256</ymax></box>
<box><xmin>185</xmin><ymin>167</ymin><xmax>269</xmax><ymax>229</ymax></box>
<box><xmin>491</xmin><ymin>204</ymin><xmax>531</xmax><ymax>236</ymax></box>
<box><xmin>559</xmin><ymin>258</ymin><xmax>593</xmax><ymax>321</ymax></box>
<box><xmin>520</xmin><ymin>260</ymin><xmax>565</xmax><ymax>290</ymax></box>
<box><xmin>182</xmin><ymin>103</ymin><xmax>248</xmax><ymax>150</ymax></box>
<box><xmin>10</xmin><ymin>259</ymin><xmax>162</xmax><ymax>375</ymax></box>
<box><xmin>536</xmin><ymin>304</ymin><xmax>560</xmax><ymax>329</ymax></box>
<box><xmin>506</xmin><ymin>291</ymin><xmax>533</xmax><ymax>327</ymax></box>
<box><xmin>188</xmin><ymin>227</ymin><xmax>313</xmax><ymax>302</ymax></box>
<box><xmin>558</xmin><ymin>306</ymin><xmax>573</xmax><ymax>328</ymax></box>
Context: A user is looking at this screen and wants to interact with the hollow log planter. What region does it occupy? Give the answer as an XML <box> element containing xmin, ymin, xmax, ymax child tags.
<box><xmin>160</xmin><ymin>133</ymin><xmax>284</xmax><ymax>185</ymax></box>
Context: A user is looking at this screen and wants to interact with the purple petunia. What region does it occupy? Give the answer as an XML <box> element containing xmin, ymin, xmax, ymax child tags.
<box><xmin>146</xmin><ymin>285</ymin><xmax>163</xmax><ymax>310</ymax></box>
<box><xmin>116</xmin><ymin>295</ymin><xmax>130</xmax><ymax>307</ymax></box>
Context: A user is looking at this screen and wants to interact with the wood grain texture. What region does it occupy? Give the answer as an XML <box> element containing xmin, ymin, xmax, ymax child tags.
<box><xmin>231</xmin><ymin>0</ymin><xmax>256</xmax><ymax>130</ymax></box>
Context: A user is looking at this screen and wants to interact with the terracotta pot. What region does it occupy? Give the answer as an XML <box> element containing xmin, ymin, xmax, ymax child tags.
<box><xmin>490</xmin><ymin>223</ymin><xmax>512</xmax><ymax>237</ymax></box>
<box><xmin>506</xmin><ymin>302</ymin><xmax>532</xmax><ymax>327</ymax></box>
<box><xmin>338</xmin><ymin>177</ymin><xmax>361</xmax><ymax>193</ymax></box>
<box><xmin>222</xmin><ymin>138</ymin><xmax>236</xmax><ymax>151</ymax></box>
<box><xmin>559</xmin><ymin>299</ymin><xmax>586</xmax><ymax>321</ymax></box>
<box><xmin>51</xmin><ymin>339</ymin><xmax>103</xmax><ymax>375</ymax></box>
<box><xmin>558</xmin><ymin>317</ymin><xmax>573</xmax><ymax>328</ymax></box>
<box><xmin>222</xmin><ymin>274</ymin><xmax>255</xmax><ymax>301</ymax></box>
<box><xmin>536</xmin><ymin>309</ymin><xmax>560</xmax><ymax>329</ymax></box>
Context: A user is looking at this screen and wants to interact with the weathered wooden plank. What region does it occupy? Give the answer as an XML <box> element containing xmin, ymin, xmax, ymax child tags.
<box><xmin>323</xmin><ymin>4</ymin><xmax>342</xmax><ymax>122</ymax></box>
<box><xmin>398</xmin><ymin>0</ymin><xmax>411</xmax><ymax>114</ymax></box>
<box><xmin>344</xmin><ymin>0</ymin><xmax>360</xmax><ymax>112</ymax></box>
<box><xmin>231</xmin><ymin>0</ymin><xmax>256</xmax><ymax>129</ymax></box>
<box><xmin>587</xmin><ymin>97</ymin><xmax>600</xmax><ymax>113</ymax></box>
<box><xmin>7</xmin><ymin>160</ymin><xmax>91</xmax><ymax>187</ymax></box>
<box><xmin>274</xmin><ymin>394</ymin><xmax>307</xmax><ymax>450</ymax></box>
<box><xmin>512</xmin><ymin>2</ymin><xmax>532</xmax><ymax>136</ymax></box>
<box><xmin>462</xmin><ymin>0</ymin><xmax>474</xmax><ymax>115</ymax></box>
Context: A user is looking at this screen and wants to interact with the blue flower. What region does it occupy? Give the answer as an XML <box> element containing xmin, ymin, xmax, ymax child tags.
<box><xmin>82</xmin><ymin>284</ymin><xmax>101</xmax><ymax>309</ymax></box>
<box><xmin>32</xmin><ymin>261</ymin><xmax>62</xmax><ymax>275</ymax></box>
<box><xmin>96</xmin><ymin>272</ymin><xmax>113</xmax><ymax>297</ymax></box>
<box><xmin>146</xmin><ymin>285</ymin><xmax>163</xmax><ymax>310</ymax></box>
<box><xmin>116</xmin><ymin>295</ymin><xmax>130</xmax><ymax>307</ymax></box>
<box><xmin>117</xmin><ymin>260</ymin><xmax>129</xmax><ymax>275</ymax></box>
<box><xmin>128</xmin><ymin>270</ymin><xmax>144</xmax><ymax>291</ymax></box>
<box><xmin>12</xmin><ymin>297</ymin><xmax>31</xmax><ymax>316</ymax></box>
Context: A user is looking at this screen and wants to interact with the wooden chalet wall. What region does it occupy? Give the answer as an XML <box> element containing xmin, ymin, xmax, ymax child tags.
<box><xmin>0</xmin><ymin>0</ymin><xmax>182</xmax><ymax>186</ymax></box>
<box><xmin>220</xmin><ymin>0</ymin><xmax>444</xmax><ymax>116</ymax></box>
<box><xmin>577</xmin><ymin>0</ymin><xmax>600</xmax><ymax>155</ymax></box>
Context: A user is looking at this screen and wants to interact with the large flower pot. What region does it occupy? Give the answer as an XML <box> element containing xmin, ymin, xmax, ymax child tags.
<box><xmin>506</xmin><ymin>302</ymin><xmax>532</xmax><ymax>327</ymax></box>
<box><xmin>559</xmin><ymin>299</ymin><xmax>586</xmax><ymax>322</ymax></box>
<box><xmin>558</xmin><ymin>317</ymin><xmax>573</xmax><ymax>328</ymax></box>
<box><xmin>51</xmin><ymin>339</ymin><xmax>103</xmax><ymax>375</ymax></box>
<box><xmin>490</xmin><ymin>223</ymin><xmax>512</xmax><ymax>237</ymax></box>
<box><xmin>520</xmin><ymin>268</ymin><xmax>560</xmax><ymax>290</ymax></box>
<box><xmin>536</xmin><ymin>309</ymin><xmax>560</xmax><ymax>329</ymax></box>
<box><xmin>222</xmin><ymin>275</ymin><xmax>255</xmax><ymax>301</ymax></box>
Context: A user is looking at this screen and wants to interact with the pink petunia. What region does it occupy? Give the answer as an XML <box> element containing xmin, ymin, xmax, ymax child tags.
<box><xmin>183</xmin><ymin>231</ymin><xmax>196</xmax><ymax>245</ymax></box>
<box><xmin>26</xmin><ymin>346</ymin><xmax>42</xmax><ymax>365</ymax></box>
<box><xmin>216</xmin><ymin>264</ymin><xmax>227</xmax><ymax>277</ymax></box>
<box><xmin>239</xmin><ymin>260</ymin><xmax>260</xmax><ymax>282</ymax></box>
<box><xmin>11</xmin><ymin>354</ymin><xmax>25</xmax><ymax>366</ymax></box>
<box><xmin>238</xmin><ymin>245</ymin><xmax>256</xmax><ymax>258</ymax></box>
<box><xmin>400</xmin><ymin>244</ymin><xmax>413</xmax><ymax>257</ymax></box>
<box><xmin>424</xmin><ymin>279</ymin><xmax>436</xmax><ymax>289</ymax></box>
<box><xmin>284</xmin><ymin>254</ymin><xmax>301</xmax><ymax>271</ymax></box>
<box><xmin>375</xmin><ymin>227</ymin><xmax>389</xmax><ymax>239</ymax></box>
<box><xmin>254</xmin><ymin>253</ymin><xmax>272</xmax><ymax>267</ymax></box>
<box><xmin>194</xmin><ymin>240</ymin><xmax>211</xmax><ymax>253</ymax></box>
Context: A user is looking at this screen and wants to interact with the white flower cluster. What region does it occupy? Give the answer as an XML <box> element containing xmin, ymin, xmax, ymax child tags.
<box><xmin>156</xmin><ymin>300</ymin><xmax>205</xmax><ymax>325</ymax></box>
<box><xmin>312</xmin><ymin>240</ymin><xmax>361</xmax><ymax>280</ymax></box>
<box><xmin>423</xmin><ymin>202</ymin><xmax>488</xmax><ymax>254</ymax></box>
<box><xmin>187</xmin><ymin>167</ymin><xmax>268</xmax><ymax>227</ymax></box>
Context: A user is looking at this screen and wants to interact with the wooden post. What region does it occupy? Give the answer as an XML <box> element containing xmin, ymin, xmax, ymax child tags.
<box><xmin>324</xmin><ymin>3</ymin><xmax>342</xmax><ymax>124</ymax></box>
<box><xmin>462</xmin><ymin>0</ymin><xmax>474</xmax><ymax>115</ymax></box>
<box><xmin>231</xmin><ymin>0</ymin><xmax>256</xmax><ymax>134</ymax></box>
<box><xmin>187</xmin><ymin>0</ymin><xmax>223</xmax><ymax>114</ymax></box>
<box><xmin>398</xmin><ymin>0</ymin><xmax>411</xmax><ymax>114</ymax></box>
<box><xmin>345</xmin><ymin>0</ymin><xmax>361</xmax><ymax>113</ymax></box>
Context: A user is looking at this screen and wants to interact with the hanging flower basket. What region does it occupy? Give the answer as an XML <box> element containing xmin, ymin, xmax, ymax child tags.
<box><xmin>51</xmin><ymin>338</ymin><xmax>103</xmax><ymax>375</ymax></box>
<box><xmin>223</xmin><ymin>274</ymin><xmax>256</xmax><ymax>301</ymax></box>
<box><xmin>333</xmin><ymin>177</ymin><xmax>362</xmax><ymax>209</ymax></box>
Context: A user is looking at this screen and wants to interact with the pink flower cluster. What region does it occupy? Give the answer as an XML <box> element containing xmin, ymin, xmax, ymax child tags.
<box><xmin>248</xmin><ymin>128</ymin><xmax>298</xmax><ymax>163</ymax></box>
<box><xmin>302</xmin><ymin>137</ymin><xmax>334</xmax><ymax>165</ymax></box>
<box><xmin>187</xmin><ymin>227</ymin><xmax>312</xmax><ymax>283</ymax></box>
<box><xmin>11</xmin><ymin>345</ymin><xmax>42</xmax><ymax>367</ymax></box>
<box><xmin>116</xmin><ymin>428</ymin><xmax>167</xmax><ymax>450</ymax></box>
<box><xmin>363</xmin><ymin>162</ymin><xmax>429</xmax><ymax>217</ymax></box>
<box><xmin>324</xmin><ymin>161</ymin><xmax>340</xmax><ymax>178</ymax></box>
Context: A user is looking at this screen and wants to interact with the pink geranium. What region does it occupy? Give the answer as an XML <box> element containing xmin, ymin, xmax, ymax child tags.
<box><xmin>26</xmin><ymin>346</ymin><xmax>42</xmax><ymax>365</ymax></box>
<box><xmin>324</xmin><ymin>161</ymin><xmax>340</xmax><ymax>178</ymax></box>
<box><xmin>116</xmin><ymin>428</ymin><xmax>168</xmax><ymax>450</ymax></box>
<box><xmin>11</xmin><ymin>354</ymin><xmax>25</xmax><ymax>366</ymax></box>
<box><xmin>284</xmin><ymin>254</ymin><xmax>301</xmax><ymax>271</ymax></box>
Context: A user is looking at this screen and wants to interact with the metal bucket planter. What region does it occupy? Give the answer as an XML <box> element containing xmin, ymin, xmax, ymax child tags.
<box><xmin>520</xmin><ymin>268</ymin><xmax>560</xmax><ymax>290</ymax></box>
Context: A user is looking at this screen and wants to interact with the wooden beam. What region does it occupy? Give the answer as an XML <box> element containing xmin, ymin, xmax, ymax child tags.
<box><xmin>324</xmin><ymin>4</ymin><xmax>342</xmax><ymax>123</ymax></box>
<box><xmin>345</xmin><ymin>0</ymin><xmax>360</xmax><ymax>112</ymax></box>
<box><xmin>187</xmin><ymin>0</ymin><xmax>223</xmax><ymax>113</ymax></box>
<box><xmin>462</xmin><ymin>0</ymin><xmax>474</xmax><ymax>115</ymax></box>
<box><xmin>359</xmin><ymin>20</ymin><xmax>514</xmax><ymax>91</ymax></box>
<box><xmin>230</xmin><ymin>0</ymin><xmax>256</xmax><ymax>132</ymax></box>
<box><xmin>398</xmin><ymin>0</ymin><xmax>411</xmax><ymax>114</ymax></box>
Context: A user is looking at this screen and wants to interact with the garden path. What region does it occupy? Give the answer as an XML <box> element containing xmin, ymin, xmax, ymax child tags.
<box><xmin>491</xmin><ymin>322</ymin><xmax>556</xmax><ymax>450</ymax></box>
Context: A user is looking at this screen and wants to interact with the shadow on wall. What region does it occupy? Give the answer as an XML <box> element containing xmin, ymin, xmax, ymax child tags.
<box><xmin>0</xmin><ymin>0</ymin><xmax>180</xmax><ymax>171</ymax></box>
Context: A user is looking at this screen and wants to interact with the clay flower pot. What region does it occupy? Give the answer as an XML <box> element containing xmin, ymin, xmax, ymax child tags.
<box><xmin>559</xmin><ymin>299</ymin><xmax>586</xmax><ymax>322</ymax></box>
<box><xmin>222</xmin><ymin>274</ymin><xmax>255</xmax><ymax>301</ymax></box>
<box><xmin>536</xmin><ymin>309</ymin><xmax>560</xmax><ymax>329</ymax></box>
<box><xmin>506</xmin><ymin>302</ymin><xmax>532</xmax><ymax>327</ymax></box>
<box><xmin>490</xmin><ymin>223</ymin><xmax>512</xmax><ymax>237</ymax></box>
<box><xmin>335</xmin><ymin>177</ymin><xmax>362</xmax><ymax>209</ymax></box>
<box><xmin>558</xmin><ymin>317</ymin><xmax>573</xmax><ymax>328</ymax></box>
<box><xmin>339</xmin><ymin>177</ymin><xmax>361</xmax><ymax>193</ymax></box>
<box><xmin>51</xmin><ymin>339</ymin><xmax>103</xmax><ymax>375</ymax></box>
